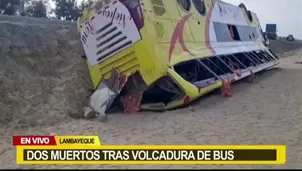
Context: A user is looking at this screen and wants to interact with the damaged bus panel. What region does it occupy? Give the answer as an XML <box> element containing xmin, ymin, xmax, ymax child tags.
<box><xmin>77</xmin><ymin>0</ymin><xmax>279</xmax><ymax>115</ymax></box>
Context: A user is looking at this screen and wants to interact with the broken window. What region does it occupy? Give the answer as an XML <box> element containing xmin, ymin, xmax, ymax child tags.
<box><xmin>141</xmin><ymin>77</ymin><xmax>184</xmax><ymax>105</ymax></box>
<box><xmin>174</xmin><ymin>59</ymin><xmax>221</xmax><ymax>89</ymax></box>
<box><xmin>228</xmin><ymin>25</ymin><xmax>240</xmax><ymax>41</ymax></box>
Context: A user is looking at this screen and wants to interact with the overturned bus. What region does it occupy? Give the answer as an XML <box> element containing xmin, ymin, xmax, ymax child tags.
<box><xmin>77</xmin><ymin>0</ymin><xmax>279</xmax><ymax>115</ymax></box>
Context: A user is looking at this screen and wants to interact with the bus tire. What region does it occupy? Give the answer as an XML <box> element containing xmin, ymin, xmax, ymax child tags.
<box><xmin>239</xmin><ymin>3</ymin><xmax>253</xmax><ymax>22</ymax></box>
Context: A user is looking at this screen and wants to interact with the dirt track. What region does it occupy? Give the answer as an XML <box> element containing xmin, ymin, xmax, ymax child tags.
<box><xmin>1</xmin><ymin>50</ymin><xmax>302</xmax><ymax>169</ymax></box>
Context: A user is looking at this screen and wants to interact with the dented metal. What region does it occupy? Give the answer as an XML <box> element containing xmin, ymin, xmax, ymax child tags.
<box><xmin>77</xmin><ymin>0</ymin><xmax>279</xmax><ymax>115</ymax></box>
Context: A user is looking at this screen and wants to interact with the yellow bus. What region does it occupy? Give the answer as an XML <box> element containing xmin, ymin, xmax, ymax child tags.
<box><xmin>77</xmin><ymin>0</ymin><xmax>279</xmax><ymax>114</ymax></box>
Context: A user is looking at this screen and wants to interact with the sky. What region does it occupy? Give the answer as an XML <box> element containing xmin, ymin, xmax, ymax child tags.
<box><xmin>49</xmin><ymin>0</ymin><xmax>302</xmax><ymax>39</ymax></box>
<box><xmin>220</xmin><ymin>0</ymin><xmax>302</xmax><ymax>39</ymax></box>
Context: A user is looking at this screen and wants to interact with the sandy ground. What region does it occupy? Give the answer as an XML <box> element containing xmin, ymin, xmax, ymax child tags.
<box><xmin>0</xmin><ymin>50</ymin><xmax>301</xmax><ymax>169</ymax></box>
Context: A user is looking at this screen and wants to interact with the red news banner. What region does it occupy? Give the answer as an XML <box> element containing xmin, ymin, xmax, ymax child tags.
<box><xmin>13</xmin><ymin>136</ymin><xmax>98</xmax><ymax>146</ymax></box>
<box><xmin>13</xmin><ymin>136</ymin><xmax>57</xmax><ymax>146</ymax></box>
<box><xmin>13</xmin><ymin>136</ymin><xmax>286</xmax><ymax>165</ymax></box>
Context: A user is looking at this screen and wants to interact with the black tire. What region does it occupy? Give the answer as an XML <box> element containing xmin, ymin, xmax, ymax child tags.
<box><xmin>247</xmin><ymin>10</ymin><xmax>253</xmax><ymax>22</ymax></box>
<box><xmin>239</xmin><ymin>3</ymin><xmax>253</xmax><ymax>22</ymax></box>
<box><xmin>192</xmin><ymin>0</ymin><xmax>206</xmax><ymax>15</ymax></box>
<box><xmin>238</xmin><ymin>3</ymin><xmax>247</xmax><ymax>11</ymax></box>
<box><xmin>177</xmin><ymin>0</ymin><xmax>191</xmax><ymax>11</ymax></box>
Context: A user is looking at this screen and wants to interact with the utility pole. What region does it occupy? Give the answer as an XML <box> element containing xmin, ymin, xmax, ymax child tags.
<box><xmin>20</xmin><ymin>0</ymin><xmax>25</xmax><ymax>14</ymax></box>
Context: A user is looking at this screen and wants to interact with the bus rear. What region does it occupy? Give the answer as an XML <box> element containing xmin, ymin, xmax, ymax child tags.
<box><xmin>78</xmin><ymin>0</ymin><xmax>168</xmax><ymax>115</ymax></box>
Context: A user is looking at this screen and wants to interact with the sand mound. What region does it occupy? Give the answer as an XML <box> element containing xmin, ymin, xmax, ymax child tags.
<box><xmin>0</xmin><ymin>15</ymin><xmax>92</xmax><ymax>127</ymax></box>
<box><xmin>269</xmin><ymin>39</ymin><xmax>302</xmax><ymax>56</ymax></box>
<box><xmin>0</xmin><ymin>15</ymin><xmax>302</xmax><ymax>127</ymax></box>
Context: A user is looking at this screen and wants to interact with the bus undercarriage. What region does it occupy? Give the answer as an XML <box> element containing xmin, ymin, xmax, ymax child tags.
<box><xmin>86</xmin><ymin>49</ymin><xmax>279</xmax><ymax>117</ymax></box>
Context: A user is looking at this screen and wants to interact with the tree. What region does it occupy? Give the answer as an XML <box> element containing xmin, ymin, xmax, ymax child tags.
<box><xmin>25</xmin><ymin>0</ymin><xmax>48</xmax><ymax>18</ymax></box>
<box><xmin>78</xmin><ymin>0</ymin><xmax>94</xmax><ymax>14</ymax></box>
<box><xmin>0</xmin><ymin>0</ymin><xmax>20</xmax><ymax>15</ymax></box>
<box><xmin>77</xmin><ymin>0</ymin><xmax>94</xmax><ymax>17</ymax></box>
<box><xmin>54</xmin><ymin>0</ymin><xmax>80</xmax><ymax>21</ymax></box>
<box><xmin>53</xmin><ymin>0</ymin><xmax>96</xmax><ymax>21</ymax></box>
